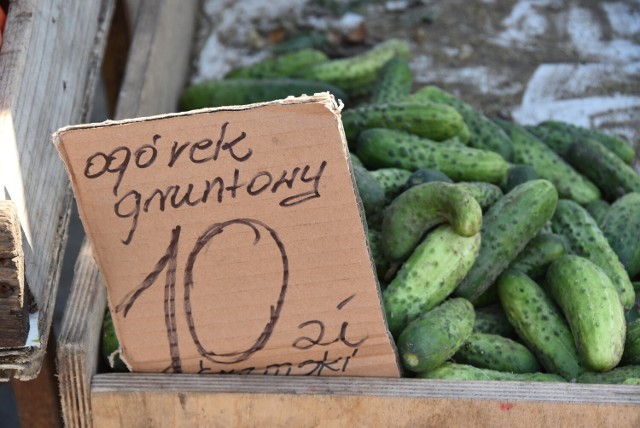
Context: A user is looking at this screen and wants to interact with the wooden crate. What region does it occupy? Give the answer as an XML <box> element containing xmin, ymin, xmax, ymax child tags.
<box><xmin>57</xmin><ymin>1</ymin><xmax>640</xmax><ymax>427</ymax></box>
<box><xmin>0</xmin><ymin>0</ymin><xmax>115</xmax><ymax>380</ymax></box>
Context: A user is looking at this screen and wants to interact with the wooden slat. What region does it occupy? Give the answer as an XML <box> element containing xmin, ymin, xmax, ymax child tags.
<box><xmin>0</xmin><ymin>0</ymin><xmax>115</xmax><ymax>380</ymax></box>
<box><xmin>56</xmin><ymin>0</ymin><xmax>198</xmax><ymax>426</ymax></box>
<box><xmin>91</xmin><ymin>374</ymin><xmax>640</xmax><ymax>428</ymax></box>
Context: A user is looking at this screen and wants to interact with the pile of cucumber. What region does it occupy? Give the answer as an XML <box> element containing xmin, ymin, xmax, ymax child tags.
<box><xmin>103</xmin><ymin>39</ymin><xmax>640</xmax><ymax>384</ymax></box>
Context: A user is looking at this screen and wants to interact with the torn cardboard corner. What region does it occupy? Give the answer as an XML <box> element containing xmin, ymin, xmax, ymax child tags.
<box><xmin>53</xmin><ymin>94</ymin><xmax>401</xmax><ymax>377</ymax></box>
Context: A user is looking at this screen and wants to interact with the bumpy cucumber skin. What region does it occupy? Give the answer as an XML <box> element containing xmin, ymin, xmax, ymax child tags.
<box><xmin>357</xmin><ymin>128</ymin><xmax>508</xmax><ymax>184</ymax></box>
<box><xmin>454</xmin><ymin>332</ymin><xmax>541</xmax><ymax>373</ymax></box>
<box><xmin>455</xmin><ymin>182</ymin><xmax>503</xmax><ymax>212</ymax></box>
<box><xmin>495</xmin><ymin>119</ymin><xmax>600</xmax><ymax>205</ymax></box>
<box><xmin>297</xmin><ymin>39</ymin><xmax>410</xmax><ymax>97</ymax></box>
<box><xmin>225</xmin><ymin>49</ymin><xmax>328</xmax><ymax>79</ymax></box>
<box><xmin>353</xmin><ymin>165</ymin><xmax>385</xmax><ymax>221</ymax></box>
<box><xmin>497</xmin><ymin>270</ymin><xmax>585</xmax><ymax>380</ymax></box>
<box><xmin>370</xmin><ymin>168</ymin><xmax>411</xmax><ymax>204</ymax></box>
<box><xmin>622</xmin><ymin>319</ymin><xmax>640</xmax><ymax>365</ymax></box>
<box><xmin>403</xmin><ymin>168</ymin><xmax>453</xmax><ymax>189</ymax></box>
<box><xmin>342</xmin><ymin>101</ymin><xmax>464</xmax><ymax>145</ymax></box>
<box><xmin>367</xmin><ymin>229</ymin><xmax>390</xmax><ymax>281</ymax></box>
<box><xmin>408</xmin><ymin>86</ymin><xmax>514</xmax><ymax>161</ymax></box>
<box><xmin>527</xmin><ymin>121</ymin><xmax>635</xmax><ymax>165</ymax></box>
<box><xmin>546</xmin><ymin>255</ymin><xmax>626</xmax><ymax>371</ymax></box>
<box><xmin>509</xmin><ymin>232</ymin><xmax>566</xmax><ymax>278</ymax></box>
<box><xmin>585</xmin><ymin>199</ymin><xmax>610</xmax><ymax>226</ymax></box>
<box><xmin>370</xmin><ymin>56</ymin><xmax>413</xmax><ymax>104</ymax></box>
<box><xmin>502</xmin><ymin>164</ymin><xmax>539</xmax><ymax>193</ymax></box>
<box><xmin>577</xmin><ymin>365</ymin><xmax>640</xmax><ymax>384</ymax></box>
<box><xmin>397</xmin><ymin>298</ymin><xmax>475</xmax><ymax>372</ymax></box>
<box><xmin>179</xmin><ymin>78</ymin><xmax>349</xmax><ymax>110</ymax></box>
<box><xmin>551</xmin><ymin>199</ymin><xmax>635</xmax><ymax>309</ymax></box>
<box><xmin>473</xmin><ymin>304</ymin><xmax>516</xmax><ymax>337</ymax></box>
<box><xmin>417</xmin><ymin>362</ymin><xmax>565</xmax><ymax>382</ymax></box>
<box><xmin>381</xmin><ymin>182</ymin><xmax>483</xmax><ymax>261</ymax></box>
<box><xmin>383</xmin><ymin>225</ymin><xmax>480</xmax><ymax>337</ymax></box>
<box><xmin>601</xmin><ymin>193</ymin><xmax>640</xmax><ymax>278</ymax></box>
<box><xmin>567</xmin><ymin>138</ymin><xmax>640</xmax><ymax>200</ymax></box>
<box><xmin>102</xmin><ymin>311</ymin><xmax>129</xmax><ymax>372</ymax></box>
<box><xmin>455</xmin><ymin>180</ymin><xmax>558</xmax><ymax>302</ymax></box>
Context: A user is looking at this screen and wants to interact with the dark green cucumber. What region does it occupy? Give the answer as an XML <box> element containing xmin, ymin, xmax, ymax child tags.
<box><xmin>494</xmin><ymin>119</ymin><xmax>600</xmax><ymax>205</ymax></box>
<box><xmin>353</xmin><ymin>165</ymin><xmax>385</xmax><ymax>226</ymax></box>
<box><xmin>225</xmin><ymin>49</ymin><xmax>328</xmax><ymax>79</ymax></box>
<box><xmin>455</xmin><ymin>182</ymin><xmax>503</xmax><ymax>211</ymax></box>
<box><xmin>297</xmin><ymin>39</ymin><xmax>410</xmax><ymax>97</ymax></box>
<box><xmin>471</xmin><ymin>285</ymin><xmax>500</xmax><ymax>308</ymax></box>
<box><xmin>342</xmin><ymin>101</ymin><xmax>464</xmax><ymax>145</ymax></box>
<box><xmin>397</xmin><ymin>298</ymin><xmax>475</xmax><ymax>372</ymax></box>
<box><xmin>502</xmin><ymin>164</ymin><xmax>539</xmax><ymax>193</ymax></box>
<box><xmin>497</xmin><ymin>270</ymin><xmax>584</xmax><ymax>380</ymax></box>
<box><xmin>455</xmin><ymin>180</ymin><xmax>558</xmax><ymax>302</ymax></box>
<box><xmin>577</xmin><ymin>366</ymin><xmax>640</xmax><ymax>384</ymax></box>
<box><xmin>527</xmin><ymin>121</ymin><xmax>634</xmax><ymax>165</ymax></box>
<box><xmin>601</xmin><ymin>193</ymin><xmax>640</xmax><ymax>278</ymax></box>
<box><xmin>585</xmin><ymin>199</ymin><xmax>610</xmax><ymax>226</ymax></box>
<box><xmin>403</xmin><ymin>168</ymin><xmax>453</xmax><ymax>189</ymax></box>
<box><xmin>179</xmin><ymin>78</ymin><xmax>349</xmax><ymax>110</ymax></box>
<box><xmin>473</xmin><ymin>304</ymin><xmax>516</xmax><ymax>337</ymax></box>
<box><xmin>102</xmin><ymin>311</ymin><xmax>129</xmax><ymax>372</ymax></box>
<box><xmin>381</xmin><ymin>182</ymin><xmax>483</xmax><ymax>261</ymax></box>
<box><xmin>509</xmin><ymin>232</ymin><xmax>566</xmax><ymax>278</ymax></box>
<box><xmin>367</xmin><ymin>229</ymin><xmax>390</xmax><ymax>281</ymax></box>
<box><xmin>454</xmin><ymin>332</ymin><xmax>541</xmax><ymax>373</ymax></box>
<box><xmin>383</xmin><ymin>225</ymin><xmax>480</xmax><ymax>337</ymax></box>
<box><xmin>370</xmin><ymin>56</ymin><xmax>413</xmax><ymax>104</ymax></box>
<box><xmin>622</xmin><ymin>319</ymin><xmax>640</xmax><ymax>365</ymax></box>
<box><xmin>551</xmin><ymin>199</ymin><xmax>635</xmax><ymax>309</ymax></box>
<box><xmin>357</xmin><ymin>128</ymin><xmax>508</xmax><ymax>184</ymax></box>
<box><xmin>566</xmin><ymin>138</ymin><xmax>640</xmax><ymax>200</ymax></box>
<box><xmin>417</xmin><ymin>362</ymin><xmax>564</xmax><ymax>382</ymax></box>
<box><xmin>408</xmin><ymin>86</ymin><xmax>514</xmax><ymax>161</ymax></box>
<box><xmin>370</xmin><ymin>168</ymin><xmax>411</xmax><ymax>204</ymax></box>
<box><xmin>546</xmin><ymin>255</ymin><xmax>626</xmax><ymax>371</ymax></box>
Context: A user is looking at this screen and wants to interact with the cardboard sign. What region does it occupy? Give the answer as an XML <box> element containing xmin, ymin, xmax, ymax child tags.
<box><xmin>54</xmin><ymin>94</ymin><xmax>400</xmax><ymax>377</ymax></box>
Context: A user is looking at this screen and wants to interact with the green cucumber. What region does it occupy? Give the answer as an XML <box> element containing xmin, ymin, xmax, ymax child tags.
<box><xmin>408</xmin><ymin>86</ymin><xmax>514</xmax><ymax>161</ymax></box>
<box><xmin>367</xmin><ymin>229</ymin><xmax>390</xmax><ymax>281</ymax></box>
<box><xmin>370</xmin><ymin>168</ymin><xmax>411</xmax><ymax>204</ymax></box>
<box><xmin>551</xmin><ymin>199</ymin><xmax>635</xmax><ymax>309</ymax></box>
<box><xmin>353</xmin><ymin>165</ymin><xmax>386</xmax><ymax>226</ymax></box>
<box><xmin>102</xmin><ymin>311</ymin><xmax>129</xmax><ymax>372</ymax></box>
<box><xmin>494</xmin><ymin>119</ymin><xmax>600</xmax><ymax>205</ymax></box>
<box><xmin>546</xmin><ymin>255</ymin><xmax>626</xmax><ymax>371</ymax></box>
<box><xmin>397</xmin><ymin>298</ymin><xmax>475</xmax><ymax>372</ymax></box>
<box><xmin>600</xmin><ymin>193</ymin><xmax>640</xmax><ymax>278</ymax></box>
<box><xmin>179</xmin><ymin>78</ymin><xmax>349</xmax><ymax>110</ymax></box>
<box><xmin>225</xmin><ymin>49</ymin><xmax>328</xmax><ymax>79</ymax></box>
<box><xmin>497</xmin><ymin>270</ymin><xmax>584</xmax><ymax>380</ymax></box>
<box><xmin>622</xmin><ymin>319</ymin><xmax>640</xmax><ymax>365</ymax></box>
<box><xmin>370</xmin><ymin>56</ymin><xmax>413</xmax><ymax>104</ymax></box>
<box><xmin>471</xmin><ymin>285</ymin><xmax>500</xmax><ymax>308</ymax></box>
<box><xmin>527</xmin><ymin>121</ymin><xmax>634</xmax><ymax>165</ymax></box>
<box><xmin>342</xmin><ymin>101</ymin><xmax>464</xmax><ymax>145</ymax></box>
<box><xmin>455</xmin><ymin>182</ymin><xmax>503</xmax><ymax>211</ymax></box>
<box><xmin>623</xmin><ymin>378</ymin><xmax>640</xmax><ymax>385</ymax></box>
<box><xmin>509</xmin><ymin>232</ymin><xmax>566</xmax><ymax>278</ymax></box>
<box><xmin>502</xmin><ymin>164</ymin><xmax>539</xmax><ymax>193</ymax></box>
<box><xmin>585</xmin><ymin>199</ymin><xmax>610</xmax><ymax>226</ymax></box>
<box><xmin>577</xmin><ymin>366</ymin><xmax>640</xmax><ymax>384</ymax></box>
<box><xmin>403</xmin><ymin>168</ymin><xmax>453</xmax><ymax>189</ymax></box>
<box><xmin>454</xmin><ymin>332</ymin><xmax>541</xmax><ymax>373</ymax></box>
<box><xmin>297</xmin><ymin>39</ymin><xmax>410</xmax><ymax>97</ymax></box>
<box><xmin>381</xmin><ymin>182</ymin><xmax>483</xmax><ymax>261</ymax></box>
<box><xmin>383</xmin><ymin>225</ymin><xmax>481</xmax><ymax>337</ymax></box>
<box><xmin>473</xmin><ymin>304</ymin><xmax>516</xmax><ymax>337</ymax></box>
<box><xmin>455</xmin><ymin>180</ymin><xmax>558</xmax><ymax>302</ymax></box>
<box><xmin>417</xmin><ymin>362</ymin><xmax>564</xmax><ymax>382</ymax></box>
<box><xmin>566</xmin><ymin>138</ymin><xmax>640</xmax><ymax>200</ymax></box>
<box><xmin>357</xmin><ymin>128</ymin><xmax>508</xmax><ymax>184</ymax></box>
<box><xmin>350</xmin><ymin>153</ymin><xmax>363</xmax><ymax>168</ymax></box>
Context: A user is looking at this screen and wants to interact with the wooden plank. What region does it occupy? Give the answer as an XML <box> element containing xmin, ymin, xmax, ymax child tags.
<box><xmin>0</xmin><ymin>200</ymin><xmax>29</xmax><ymax>347</ymax></box>
<box><xmin>56</xmin><ymin>0</ymin><xmax>198</xmax><ymax>425</ymax></box>
<box><xmin>0</xmin><ymin>0</ymin><xmax>115</xmax><ymax>380</ymax></box>
<box><xmin>90</xmin><ymin>374</ymin><xmax>640</xmax><ymax>428</ymax></box>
